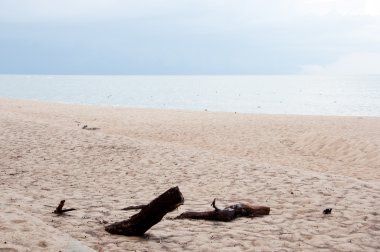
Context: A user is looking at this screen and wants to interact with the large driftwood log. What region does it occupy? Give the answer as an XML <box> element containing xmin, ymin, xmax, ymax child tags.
<box><xmin>176</xmin><ymin>199</ymin><xmax>270</xmax><ymax>222</ymax></box>
<box><xmin>105</xmin><ymin>186</ymin><xmax>184</xmax><ymax>236</ymax></box>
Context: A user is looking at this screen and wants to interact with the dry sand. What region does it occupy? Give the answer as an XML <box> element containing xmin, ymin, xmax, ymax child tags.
<box><xmin>0</xmin><ymin>98</ymin><xmax>379</xmax><ymax>251</ymax></box>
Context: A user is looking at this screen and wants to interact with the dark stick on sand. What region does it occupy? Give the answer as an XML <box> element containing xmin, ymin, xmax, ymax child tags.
<box><xmin>121</xmin><ymin>205</ymin><xmax>147</xmax><ymax>211</ymax></box>
<box><xmin>53</xmin><ymin>200</ymin><xmax>77</xmax><ymax>215</ymax></box>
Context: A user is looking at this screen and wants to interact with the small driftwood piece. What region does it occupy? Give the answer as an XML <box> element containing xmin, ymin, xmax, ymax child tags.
<box><xmin>176</xmin><ymin>199</ymin><xmax>270</xmax><ymax>222</ymax></box>
<box><xmin>105</xmin><ymin>186</ymin><xmax>184</xmax><ymax>236</ymax></box>
<box><xmin>53</xmin><ymin>200</ymin><xmax>76</xmax><ymax>215</ymax></box>
<box><xmin>323</xmin><ymin>208</ymin><xmax>332</xmax><ymax>214</ymax></box>
<box><xmin>82</xmin><ymin>125</ymin><xmax>99</xmax><ymax>130</ymax></box>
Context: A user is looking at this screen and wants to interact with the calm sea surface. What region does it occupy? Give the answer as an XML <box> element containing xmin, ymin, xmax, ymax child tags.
<box><xmin>0</xmin><ymin>75</ymin><xmax>379</xmax><ymax>116</ymax></box>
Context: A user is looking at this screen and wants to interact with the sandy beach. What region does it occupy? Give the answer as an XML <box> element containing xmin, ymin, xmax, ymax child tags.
<box><xmin>0</xmin><ymin>98</ymin><xmax>379</xmax><ymax>251</ymax></box>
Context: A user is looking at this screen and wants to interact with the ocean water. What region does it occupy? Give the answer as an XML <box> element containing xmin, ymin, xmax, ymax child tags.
<box><xmin>0</xmin><ymin>75</ymin><xmax>379</xmax><ymax>116</ymax></box>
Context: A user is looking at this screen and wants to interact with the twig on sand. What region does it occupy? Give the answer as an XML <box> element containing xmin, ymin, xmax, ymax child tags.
<box><xmin>82</xmin><ymin>125</ymin><xmax>100</xmax><ymax>130</ymax></box>
<box><xmin>121</xmin><ymin>205</ymin><xmax>147</xmax><ymax>211</ymax></box>
<box><xmin>53</xmin><ymin>200</ymin><xmax>77</xmax><ymax>215</ymax></box>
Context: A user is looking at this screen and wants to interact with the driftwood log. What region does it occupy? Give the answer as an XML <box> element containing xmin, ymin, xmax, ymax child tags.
<box><xmin>176</xmin><ymin>199</ymin><xmax>270</xmax><ymax>222</ymax></box>
<box><xmin>105</xmin><ymin>186</ymin><xmax>184</xmax><ymax>236</ymax></box>
<box><xmin>53</xmin><ymin>200</ymin><xmax>76</xmax><ymax>215</ymax></box>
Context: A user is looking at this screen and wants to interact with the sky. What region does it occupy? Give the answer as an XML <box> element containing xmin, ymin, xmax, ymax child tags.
<box><xmin>0</xmin><ymin>0</ymin><xmax>379</xmax><ymax>75</ymax></box>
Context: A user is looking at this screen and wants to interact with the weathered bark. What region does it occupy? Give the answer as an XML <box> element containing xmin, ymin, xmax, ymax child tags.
<box><xmin>53</xmin><ymin>200</ymin><xmax>76</xmax><ymax>215</ymax></box>
<box><xmin>176</xmin><ymin>199</ymin><xmax>270</xmax><ymax>222</ymax></box>
<box><xmin>177</xmin><ymin>207</ymin><xmax>236</xmax><ymax>221</ymax></box>
<box><xmin>105</xmin><ymin>186</ymin><xmax>184</xmax><ymax>236</ymax></box>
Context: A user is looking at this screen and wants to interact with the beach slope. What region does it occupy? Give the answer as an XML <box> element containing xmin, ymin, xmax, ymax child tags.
<box><xmin>0</xmin><ymin>99</ymin><xmax>379</xmax><ymax>251</ymax></box>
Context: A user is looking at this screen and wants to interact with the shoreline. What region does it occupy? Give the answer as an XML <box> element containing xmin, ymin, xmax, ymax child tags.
<box><xmin>1</xmin><ymin>98</ymin><xmax>379</xmax><ymax>251</ymax></box>
<box><xmin>1</xmin><ymin>97</ymin><xmax>380</xmax><ymax>119</ymax></box>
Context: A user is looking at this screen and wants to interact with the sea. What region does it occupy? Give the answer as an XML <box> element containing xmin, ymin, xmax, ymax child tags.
<box><xmin>0</xmin><ymin>75</ymin><xmax>379</xmax><ymax>117</ymax></box>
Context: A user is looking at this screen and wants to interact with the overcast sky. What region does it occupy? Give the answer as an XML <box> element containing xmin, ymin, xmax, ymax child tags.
<box><xmin>0</xmin><ymin>0</ymin><xmax>379</xmax><ymax>74</ymax></box>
